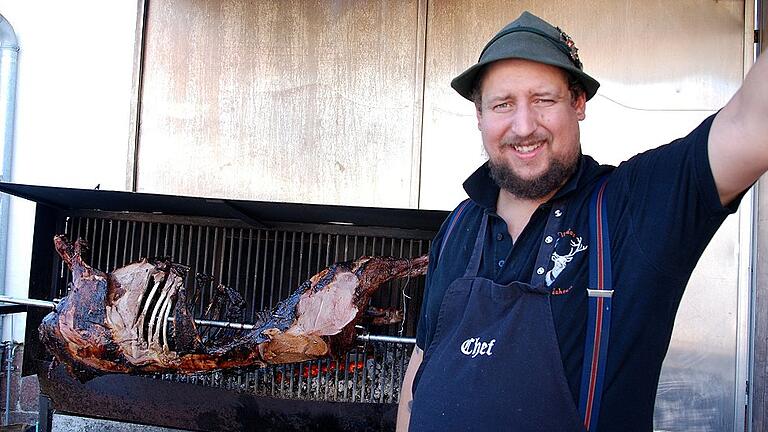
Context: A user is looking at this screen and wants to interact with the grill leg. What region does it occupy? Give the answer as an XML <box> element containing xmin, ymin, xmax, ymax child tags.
<box><xmin>37</xmin><ymin>394</ymin><xmax>53</xmax><ymax>432</ymax></box>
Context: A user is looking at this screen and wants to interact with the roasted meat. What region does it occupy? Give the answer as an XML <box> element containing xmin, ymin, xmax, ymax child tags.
<box><xmin>39</xmin><ymin>235</ymin><xmax>427</xmax><ymax>381</ymax></box>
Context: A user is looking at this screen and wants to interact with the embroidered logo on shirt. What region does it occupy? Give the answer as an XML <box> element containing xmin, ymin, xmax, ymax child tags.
<box><xmin>545</xmin><ymin>229</ymin><xmax>588</xmax><ymax>287</ymax></box>
<box><xmin>460</xmin><ymin>337</ymin><xmax>496</xmax><ymax>358</ymax></box>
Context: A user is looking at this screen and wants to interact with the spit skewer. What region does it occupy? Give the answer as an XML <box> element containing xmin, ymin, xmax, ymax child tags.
<box><xmin>0</xmin><ymin>295</ymin><xmax>417</xmax><ymax>345</ymax></box>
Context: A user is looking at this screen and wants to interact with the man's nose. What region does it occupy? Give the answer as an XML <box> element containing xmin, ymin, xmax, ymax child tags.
<box><xmin>511</xmin><ymin>104</ymin><xmax>537</xmax><ymax>137</ymax></box>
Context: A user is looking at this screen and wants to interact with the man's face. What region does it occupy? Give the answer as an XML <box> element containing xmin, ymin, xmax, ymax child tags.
<box><xmin>476</xmin><ymin>58</ymin><xmax>586</xmax><ymax>200</ymax></box>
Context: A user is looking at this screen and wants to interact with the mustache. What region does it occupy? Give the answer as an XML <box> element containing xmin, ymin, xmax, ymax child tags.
<box><xmin>500</xmin><ymin>132</ymin><xmax>550</xmax><ymax>148</ymax></box>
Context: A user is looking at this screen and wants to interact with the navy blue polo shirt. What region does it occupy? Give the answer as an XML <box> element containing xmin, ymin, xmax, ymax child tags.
<box><xmin>415</xmin><ymin>114</ymin><xmax>740</xmax><ymax>431</ymax></box>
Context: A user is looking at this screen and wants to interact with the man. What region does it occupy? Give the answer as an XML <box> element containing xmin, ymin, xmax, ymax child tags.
<box><xmin>396</xmin><ymin>10</ymin><xmax>768</xmax><ymax>432</ymax></box>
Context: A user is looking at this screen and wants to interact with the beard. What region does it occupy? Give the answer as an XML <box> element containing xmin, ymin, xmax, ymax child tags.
<box><xmin>488</xmin><ymin>149</ymin><xmax>579</xmax><ymax>200</ymax></box>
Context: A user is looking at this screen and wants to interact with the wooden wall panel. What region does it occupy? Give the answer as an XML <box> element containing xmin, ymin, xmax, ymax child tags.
<box><xmin>136</xmin><ymin>0</ymin><xmax>421</xmax><ymax>208</ymax></box>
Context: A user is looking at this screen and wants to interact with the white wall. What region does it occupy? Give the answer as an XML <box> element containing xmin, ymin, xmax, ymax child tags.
<box><xmin>0</xmin><ymin>2</ymin><xmax>138</xmax><ymax>341</ymax></box>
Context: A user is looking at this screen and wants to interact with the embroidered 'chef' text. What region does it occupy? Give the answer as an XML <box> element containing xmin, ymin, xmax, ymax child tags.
<box><xmin>460</xmin><ymin>337</ymin><xmax>496</xmax><ymax>358</ymax></box>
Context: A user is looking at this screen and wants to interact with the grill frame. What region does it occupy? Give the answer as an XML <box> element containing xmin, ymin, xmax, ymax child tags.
<box><xmin>0</xmin><ymin>182</ymin><xmax>447</xmax><ymax>432</ymax></box>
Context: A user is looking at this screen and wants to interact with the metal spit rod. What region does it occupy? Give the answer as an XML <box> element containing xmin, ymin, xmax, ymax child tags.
<box><xmin>0</xmin><ymin>295</ymin><xmax>417</xmax><ymax>344</ymax></box>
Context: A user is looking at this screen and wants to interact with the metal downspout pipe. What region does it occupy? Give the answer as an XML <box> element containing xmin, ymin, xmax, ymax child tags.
<box><xmin>2</xmin><ymin>341</ymin><xmax>17</xmax><ymax>426</ymax></box>
<box><xmin>0</xmin><ymin>14</ymin><xmax>19</xmax><ymax>342</ymax></box>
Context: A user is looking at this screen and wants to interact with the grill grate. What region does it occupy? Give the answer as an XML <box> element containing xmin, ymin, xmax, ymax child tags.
<box><xmin>55</xmin><ymin>211</ymin><xmax>431</xmax><ymax>403</ymax></box>
<box><xmin>156</xmin><ymin>340</ymin><xmax>412</xmax><ymax>402</ymax></box>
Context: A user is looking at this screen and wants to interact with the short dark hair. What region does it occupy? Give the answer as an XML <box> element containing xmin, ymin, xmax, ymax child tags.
<box><xmin>565</xmin><ymin>73</ymin><xmax>586</xmax><ymax>104</ymax></box>
<box><xmin>469</xmin><ymin>66</ymin><xmax>487</xmax><ymax>111</ymax></box>
<box><xmin>470</xmin><ymin>66</ymin><xmax>586</xmax><ymax>110</ymax></box>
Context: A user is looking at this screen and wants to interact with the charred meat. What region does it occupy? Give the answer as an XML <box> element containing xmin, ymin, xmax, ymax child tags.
<box><xmin>39</xmin><ymin>235</ymin><xmax>427</xmax><ymax>381</ymax></box>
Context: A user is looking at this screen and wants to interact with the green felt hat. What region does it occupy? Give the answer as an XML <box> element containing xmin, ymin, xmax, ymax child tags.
<box><xmin>451</xmin><ymin>11</ymin><xmax>600</xmax><ymax>101</ymax></box>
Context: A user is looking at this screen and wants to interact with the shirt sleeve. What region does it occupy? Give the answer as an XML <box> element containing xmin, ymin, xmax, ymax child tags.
<box><xmin>610</xmin><ymin>113</ymin><xmax>742</xmax><ymax>278</ymax></box>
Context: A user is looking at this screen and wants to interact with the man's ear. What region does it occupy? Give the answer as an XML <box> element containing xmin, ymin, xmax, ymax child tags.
<box><xmin>574</xmin><ymin>93</ymin><xmax>587</xmax><ymax>121</ymax></box>
<box><xmin>476</xmin><ymin>105</ymin><xmax>483</xmax><ymax>130</ymax></box>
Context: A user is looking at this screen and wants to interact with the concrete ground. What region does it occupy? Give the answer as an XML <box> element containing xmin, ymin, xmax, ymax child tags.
<box><xmin>51</xmin><ymin>415</ymin><xmax>191</xmax><ymax>432</ymax></box>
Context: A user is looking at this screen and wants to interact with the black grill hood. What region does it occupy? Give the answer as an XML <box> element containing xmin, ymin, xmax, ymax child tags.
<box><xmin>0</xmin><ymin>182</ymin><xmax>449</xmax><ymax>232</ymax></box>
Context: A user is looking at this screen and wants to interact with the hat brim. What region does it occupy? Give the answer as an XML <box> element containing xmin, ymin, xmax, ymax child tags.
<box><xmin>450</xmin><ymin>32</ymin><xmax>600</xmax><ymax>102</ymax></box>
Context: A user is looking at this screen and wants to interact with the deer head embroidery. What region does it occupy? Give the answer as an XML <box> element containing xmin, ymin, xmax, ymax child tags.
<box><xmin>545</xmin><ymin>236</ymin><xmax>588</xmax><ymax>286</ymax></box>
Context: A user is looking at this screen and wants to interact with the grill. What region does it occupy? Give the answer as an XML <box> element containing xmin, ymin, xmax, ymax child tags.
<box><xmin>0</xmin><ymin>182</ymin><xmax>446</xmax><ymax>432</ymax></box>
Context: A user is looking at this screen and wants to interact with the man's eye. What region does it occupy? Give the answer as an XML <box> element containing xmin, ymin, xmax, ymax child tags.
<box><xmin>535</xmin><ymin>99</ymin><xmax>555</xmax><ymax>105</ymax></box>
<box><xmin>493</xmin><ymin>102</ymin><xmax>511</xmax><ymax>110</ymax></box>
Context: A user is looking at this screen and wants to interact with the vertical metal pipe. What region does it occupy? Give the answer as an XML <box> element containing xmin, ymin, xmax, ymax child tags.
<box><xmin>296</xmin><ymin>361</ymin><xmax>303</xmax><ymax>399</ymax></box>
<box><xmin>75</xmin><ymin>217</ymin><xmax>84</xmax><ymax>245</ymax></box>
<box><xmin>113</xmin><ymin>220</ymin><xmax>122</xmax><ymax>269</ymax></box>
<box><xmin>288</xmin><ymin>231</ymin><xmax>296</xmax><ymax>295</ymax></box>
<box><xmin>362</xmin><ymin>347</ymin><xmax>369</xmax><ymax>402</ymax></box>
<box><xmin>128</xmin><ymin>221</ymin><xmax>135</xmax><ymax>262</ymax></box>
<box><xmin>3</xmin><ymin>342</ymin><xmax>17</xmax><ymax>426</ymax></box>
<box><xmin>153</xmin><ymin>222</ymin><xmax>161</xmax><ymax>258</ymax></box>
<box><xmin>296</xmin><ymin>232</ymin><xmax>305</xmax><ymax>293</ymax></box>
<box><xmin>324</xmin><ymin>232</ymin><xmax>331</xmax><ymax>269</ymax></box>
<box><xmin>138</xmin><ymin>222</ymin><xmax>146</xmax><ymax>259</ymax></box>
<box><xmin>333</xmin><ymin>354</ymin><xmax>341</xmax><ymax>402</ymax></box>
<box><xmin>162</xmin><ymin>222</ymin><xmax>170</xmax><ymax>257</ymax></box>
<box><xmin>251</xmin><ymin>229</ymin><xmax>261</xmax><ymax>318</ymax></box>
<box><xmin>197</xmin><ymin>227</ymin><xmax>207</xmax><ymax>314</ymax></box>
<box><xmin>234</xmin><ymin>228</ymin><xmax>243</xmax><ymax>289</ymax></box>
<box><xmin>278</xmin><ymin>231</ymin><xmax>287</xmax><ymax>299</ymax></box>
<box><xmin>146</xmin><ymin>222</ymin><xmax>154</xmax><ymax>258</ymax></box>
<box><xmin>314</xmin><ymin>358</ymin><xmax>321</xmax><ymax>400</ymax></box>
<box><xmin>306</xmin><ymin>232</ymin><xmax>314</xmax><ymax>281</ymax></box>
<box><xmin>284</xmin><ymin>362</ymin><xmax>292</xmax><ymax>398</ymax></box>
<box><xmin>224</xmin><ymin>228</ymin><xmax>233</xmax><ymax>286</ymax></box>
<box><xmin>353</xmin><ymin>349</ymin><xmax>361</xmax><ymax>402</ymax></box>
<box><xmin>170</xmin><ymin>224</ymin><xmax>178</xmax><ymax>261</ymax></box>
<box><xmin>259</xmin><ymin>230</ymin><xmax>268</xmax><ymax>312</ymax></box>
<box><xmin>90</xmin><ymin>219</ymin><xmax>100</xmax><ymax>267</ymax></box>
<box><xmin>268</xmin><ymin>231</ymin><xmax>278</xmax><ymax>309</ymax></box>
<box><xmin>344</xmin><ymin>351</ymin><xmax>351</xmax><ymax>401</ymax></box>
<box><xmin>184</xmin><ymin>225</ymin><xmax>192</xmax><ymax>266</ymax></box>
<box><xmin>333</xmin><ymin>234</ymin><xmax>340</xmax><ymax>263</ymax></box>
<box><xmin>215</xmin><ymin>227</ymin><xmax>225</xmax><ymax>285</ymax></box>
<box><xmin>2</xmin><ymin>342</ymin><xmax>7</xmax><ymax>426</ymax></box>
<box><xmin>243</xmin><ymin>228</ymin><xmax>253</xmax><ymax>319</ymax></box>
<box><xmin>315</xmin><ymin>233</ymin><xmax>323</xmax><ymax>273</ymax></box>
<box><xmin>0</xmin><ymin>14</ymin><xmax>18</xmax><ymax>318</ymax></box>
<box><xmin>103</xmin><ymin>220</ymin><xmax>112</xmax><ymax>271</ymax></box>
<box><xmin>96</xmin><ymin>219</ymin><xmax>105</xmax><ymax>268</ymax></box>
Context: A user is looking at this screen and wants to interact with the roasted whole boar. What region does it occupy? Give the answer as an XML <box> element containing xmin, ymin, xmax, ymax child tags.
<box><xmin>40</xmin><ymin>235</ymin><xmax>428</xmax><ymax>381</ymax></box>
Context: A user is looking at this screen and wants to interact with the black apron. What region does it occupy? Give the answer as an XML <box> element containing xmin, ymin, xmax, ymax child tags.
<box><xmin>409</xmin><ymin>204</ymin><xmax>586</xmax><ymax>432</ymax></box>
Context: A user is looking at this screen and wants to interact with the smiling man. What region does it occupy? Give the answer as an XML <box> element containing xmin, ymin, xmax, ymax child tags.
<box><xmin>396</xmin><ymin>11</ymin><xmax>768</xmax><ymax>432</ymax></box>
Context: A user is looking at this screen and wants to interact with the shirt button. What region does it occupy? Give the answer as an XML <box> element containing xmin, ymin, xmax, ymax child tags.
<box><xmin>496</xmin><ymin>233</ymin><xmax>504</xmax><ymax>241</ymax></box>
<box><xmin>554</xmin><ymin>209</ymin><xmax>563</xmax><ymax>218</ymax></box>
<box><xmin>544</xmin><ymin>236</ymin><xmax>553</xmax><ymax>244</ymax></box>
<box><xmin>536</xmin><ymin>267</ymin><xmax>545</xmax><ymax>275</ymax></box>
<box><xmin>498</xmin><ymin>260</ymin><xmax>505</xmax><ymax>267</ymax></box>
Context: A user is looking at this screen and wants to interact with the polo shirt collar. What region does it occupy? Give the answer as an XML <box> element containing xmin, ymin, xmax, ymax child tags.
<box><xmin>462</xmin><ymin>155</ymin><xmax>605</xmax><ymax>210</ymax></box>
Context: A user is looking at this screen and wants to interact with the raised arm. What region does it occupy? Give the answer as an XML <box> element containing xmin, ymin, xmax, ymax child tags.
<box><xmin>396</xmin><ymin>346</ymin><xmax>423</xmax><ymax>432</ymax></box>
<box><xmin>709</xmin><ymin>52</ymin><xmax>768</xmax><ymax>205</ymax></box>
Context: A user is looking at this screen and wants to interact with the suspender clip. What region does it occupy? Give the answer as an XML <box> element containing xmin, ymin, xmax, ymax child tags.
<box><xmin>587</xmin><ymin>289</ymin><xmax>614</xmax><ymax>298</ymax></box>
